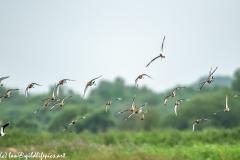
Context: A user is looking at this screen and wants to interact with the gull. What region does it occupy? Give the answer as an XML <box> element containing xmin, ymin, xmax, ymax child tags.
<box><xmin>50</xmin><ymin>96</ymin><xmax>72</xmax><ymax>111</ymax></box>
<box><xmin>197</xmin><ymin>66</ymin><xmax>218</xmax><ymax>92</ymax></box>
<box><xmin>174</xmin><ymin>99</ymin><xmax>189</xmax><ymax>116</ymax></box>
<box><xmin>0</xmin><ymin>89</ymin><xmax>19</xmax><ymax>105</ymax></box>
<box><xmin>0</xmin><ymin>76</ymin><xmax>9</xmax><ymax>87</ymax></box>
<box><xmin>124</xmin><ymin>102</ymin><xmax>148</xmax><ymax>121</ymax></box>
<box><xmin>105</xmin><ymin>98</ymin><xmax>122</xmax><ymax>117</ymax></box>
<box><xmin>135</xmin><ymin>74</ymin><xmax>153</xmax><ymax>90</ymax></box>
<box><xmin>83</xmin><ymin>75</ymin><xmax>102</xmax><ymax>98</ymax></box>
<box><xmin>146</xmin><ymin>36</ymin><xmax>166</xmax><ymax>67</ymax></box>
<box><xmin>213</xmin><ymin>95</ymin><xmax>230</xmax><ymax>115</ymax></box>
<box><xmin>164</xmin><ymin>87</ymin><xmax>185</xmax><ymax>106</ymax></box>
<box><xmin>116</xmin><ymin>92</ymin><xmax>136</xmax><ymax>114</ymax></box>
<box><xmin>33</xmin><ymin>101</ymin><xmax>53</xmax><ymax>114</ymax></box>
<box><xmin>192</xmin><ymin>118</ymin><xmax>209</xmax><ymax>132</ymax></box>
<box><xmin>25</xmin><ymin>83</ymin><xmax>41</xmax><ymax>100</ymax></box>
<box><xmin>56</xmin><ymin>79</ymin><xmax>75</xmax><ymax>96</ymax></box>
<box><xmin>40</xmin><ymin>84</ymin><xmax>58</xmax><ymax>102</ymax></box>
<box><xmin>133</xmin><ymin>111</ymin><xmax>149</xmax><ymax>120</ymax></box>
<box><xmin>63</xmin><ymin>116</ymin><xmax>87</xmax><ymax>131</ymax></box>
<box><xmin>0</xmin><ymin>122</ymin><xmax>10</xmax><ymax>136</ymax></box>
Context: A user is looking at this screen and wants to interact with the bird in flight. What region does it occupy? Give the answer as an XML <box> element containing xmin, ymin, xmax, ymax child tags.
<box><xmin>25</xmin><ymin>83</ymin><xmax>42</xmax><ymax>100</ymax></box>
<box><xmin>146</xmin><ymin>36</ymin><xmax>166</xmax><ymax>67</ymax></box>
<box><xmin>0</xmin><ymin>89</ymin><xmax>19</xmax><ymax>105</ymax></box>
<box><xmin>116</xmin><ymin>92</ymin><xmax>136</xmax><ymax>114</ymax></box>
<box><xmin>40</xmin><ymin>84</ymin><xmax>58</xmax><ymax>102</ymax></box>
<box><xmin>213</xmin><ymin>95</ymin><xmax>230</xmax><ymax>115</ymax></box>
<box><xmin>0</xmin><ymin>122</ymin><xmax>10</xmax><ymax>136</ymax></box>
<box><xmin>50</xmin><ymin>96</ymin><xmax>72</xmax><ymax>111</ymax></box>
<box><xmin>174</xmin><ymin>99</ymin><xmax>189</xmax><ymax>116</ymax></box>
<box><xmin>33</xmin><ymin>101</ymin><xmax>53</xmax><ymax>114</ymax></box>
<box><xmin>135</xmin><ymin>74</ymin><xmax>152</xmax><ymax>90</ymax></box>
<box><xmin>83</xmin><ymin>75</ymin><xmax>102</xmax><ymax>98</ymax></box>
<box><xmin>164</xmin><ymin>87</ymin><xmax>185</xmax><ymax>106</ymax></box>
<box><xmin>197</xmin><ymin>66</ymin><xmax>218</xmax><ymax>92</ymax></box>
<box><xmin>133</xmin><ymin>111</ymin><xmax>149</xmax><ymax>120</ymax></box>
<box><xmin>192</xmin><ymin>118</ymin><xmax>209</xmax><ymax>132</ymax></box>
<box><xmin>56</xmin><ymin>79</ymin><xmax>75</xmax><ymax>97</ymax></box>
<box><xmin>63</xmin><ymin>116</ymin><xmax>87</xmax><ymax>131</ymax></box>
<box><xmin>124</xmin><ymin>102</ymin><xmax>148</xmax><ymax>121</ymax></box>
<box><xmin>105</xmin><ymin>98</ymin><xmax>122</xmax><ymax>117</ymax></box>
<box><xmin>0</xmin><ymin>76</ymin><xmax>9</xmax><ymax>87</ymax></box>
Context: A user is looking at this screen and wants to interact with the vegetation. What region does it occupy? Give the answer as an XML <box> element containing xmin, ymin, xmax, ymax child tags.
<box><xmin>1</xmin><ymin>129</ymin><xmax>240</xmax><ymax>160</ymax></box>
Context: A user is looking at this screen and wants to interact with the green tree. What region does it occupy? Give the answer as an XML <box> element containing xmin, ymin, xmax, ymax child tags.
<box><xmin>232</xmin><ymin>68</ymin><xmax>240</xmax><ymax>92</ymax></box>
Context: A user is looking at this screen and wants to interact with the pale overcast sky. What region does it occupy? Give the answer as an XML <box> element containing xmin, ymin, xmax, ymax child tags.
<box><xmin>0</xmin><ymin>1</ymin><xmax>240</xmax><ymax>96</ymax></box>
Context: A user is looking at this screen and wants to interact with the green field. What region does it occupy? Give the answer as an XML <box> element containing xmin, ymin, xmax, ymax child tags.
<box><xmin>1</xmin><ymin>128</ymin><xmax>240</xmax><ymax>160</ymax></box>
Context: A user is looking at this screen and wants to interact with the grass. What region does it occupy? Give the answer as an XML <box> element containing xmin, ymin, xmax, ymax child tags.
<box><xmin>1</xmin><ymin>128</ymin><xmax>240</xmax><ymax>160</ymax></box>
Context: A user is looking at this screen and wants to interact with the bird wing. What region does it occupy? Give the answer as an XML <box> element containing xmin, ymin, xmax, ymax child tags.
<box><xmin>173</xmin><ymin>87</ymin><xmax>185</xmax><ymax>92</ymax></box>
<box><xmin>164</xmin><ymin>95</ymin><xmax>171</xmax><ymax>106</ymax></box>
<box><xmin>105</xmin><ymin>104</ymin><xmax>109</xmax><ymax>116</ymax></box>
<box><xmin>25</xmin><ymin>88</ymin><xmax>29</xmax><ymax>100</ymax></box>
<box><xmin>32</xmin><ymin>83</ymin><xmax>42</xmax><ymax>86</ymax></box>
<box><xmin>213</xmin><ymin>110</ymin><xmax>224</xmax><ymax>115</ymax></box>
<box><xmin>56</xmin><ymin>84</ymin><xmax>61</xmax><ymax>97</ymax></box>
<box><xmin>50</xmin><ymin>103</ymin><xmax>58</xmax><ymax>111</ymax></box>
<box><xmin>226</xmin><ymin>95</ymin><xmax>228</xmax><ymax>109</ymax></box>
<box><xmin>124</xmin><ymin>112</ymin><xmax>135</xmax><ymax>121</ymax></box>
<box><xmin>63</xmin><ymin>123</ymin><xmax>72</xmax><ymax>131</ymax></box>
<box><xmin>143</xmin><ymin>111</ymin><xmax>149</xmax><ymax>114</ymax></box>
<box><xmin>0</xmin><ymin>76</ymin><xmax>9</xmax><ymax>81</ymax></box>
<box><xmin>62</xmin><ymin>96</ymin><xmax>72</xmax><ymax>103</ymax></box>
<box><xmin>145</xmin><ymin>56</ymin><xmax>161</xmax><ymax>67</ymax></box>
<box><xmin>209</xmin><ymin>66</ymin><xmax>218</xmax><ymax>76</ymax></box>
<box><xmin>83</xmin><ymin>85</ymin><xmax>88</xmax><ymax>98</ymax></box>
<box><xmin>161</xmin><ymin>36</ymin><xmax>165</xmax><ymax>52</ymax></box>
<box><xmin>116</xmin><ymin>109</ymin><xmax>129</xmax><ymax>114</ymax></box>
<box><xmin>197</xmin><ymin>82</ymin><xmax>207</xmax><ymax>92</ymax></box>
<box><xmin>76</xmin><ymin>116</ymin><xmax>87</xmax><ymax>122</ymax></box>
<box><xmin>1</xmin><ymin>122</ymin><xmax>10</xmax><ymax>134</ymax></box>
<box><xmin>33</xmin><ymin>104</ymin><xmax>45</xmax><ymax>114</ymax></box>
<box><xmin>113</xmin><ymin>98</ymin><xmax>122</xmax><ymax>101</ymax></box>
<box><xmin>135</xmin><ymin>77</ymin><xmax>139</xmax><ymax>90</ymax></box>
<box><xmin>142</xmin><ymin>74</ymin><xmax>153</xmax><ymax>79</ymax></box>
<box><xmin>192</xmin><ymin>123</ymin><xmax>197</xmax><ymax>132</ymax></box>
<box><xmin>91</xmin><ymin>75</ymin><xmax>102</xmax><ymax>81</ymax></box>
<box><xmin>136</xmin><ymin>103</ymin><xmax>148</xmax><ymax>110</ymax></box>
<box><xmin>131</xmin><ymin>92</ymin><xmax>137</xmax><ymax>108</ymax></box>
<box><xmin>174</xmin><ymin>104</ymin><xmax>178</xmax><ymax>116</ymax></box>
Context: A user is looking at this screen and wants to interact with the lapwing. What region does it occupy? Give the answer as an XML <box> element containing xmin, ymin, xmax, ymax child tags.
<box><xmin>0</xmin><ymin>122</ymin><xmax>10</xmax><ymax>136</ymax></box>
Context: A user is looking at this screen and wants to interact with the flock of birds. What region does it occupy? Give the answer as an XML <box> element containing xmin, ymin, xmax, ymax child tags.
<box><xmin>0</xmin><ymin>36</ymin><xmax>238</xmax><ymax>136</ymax></box>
